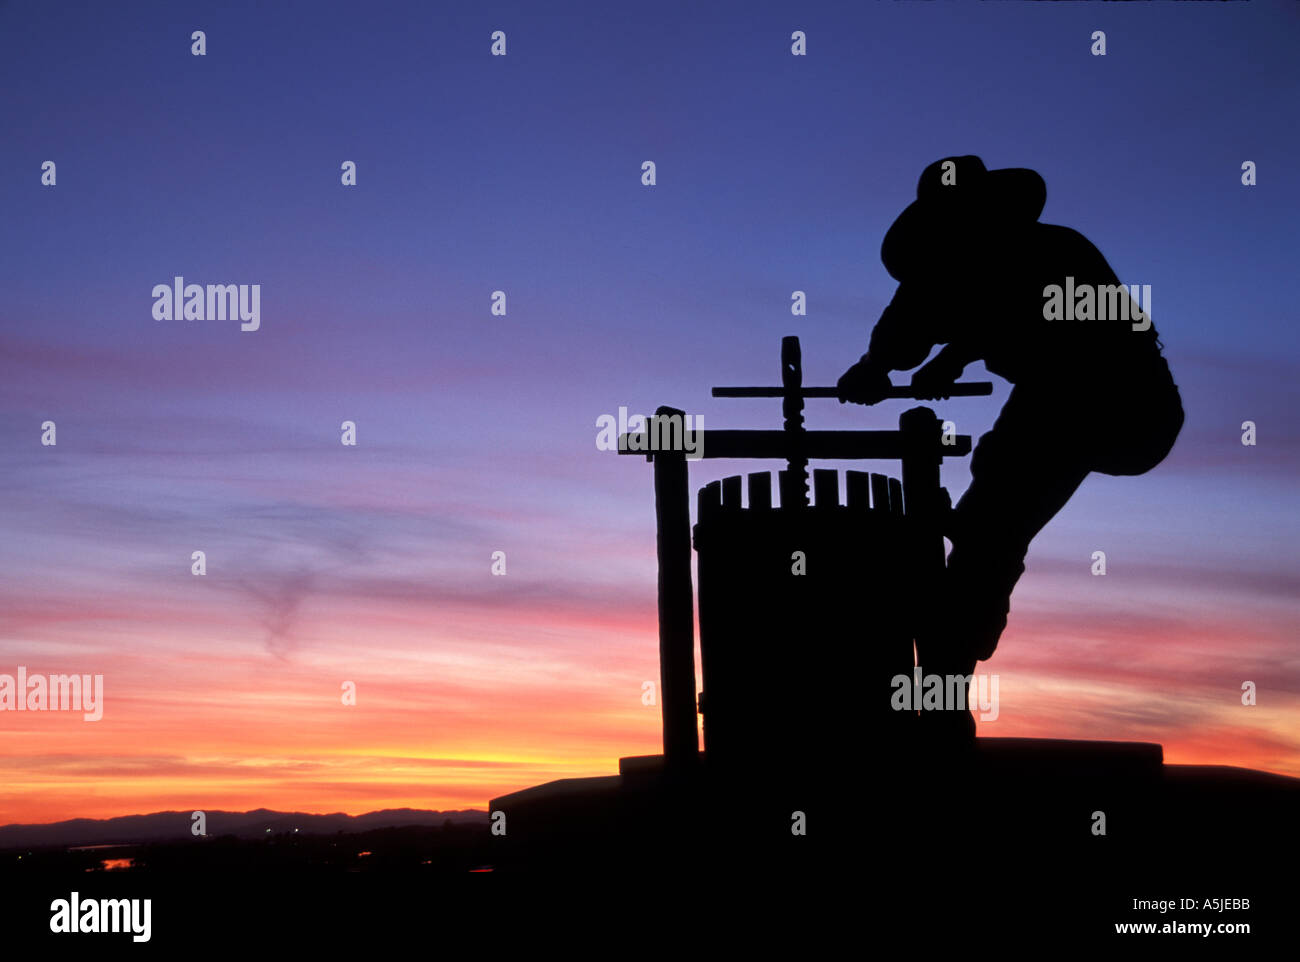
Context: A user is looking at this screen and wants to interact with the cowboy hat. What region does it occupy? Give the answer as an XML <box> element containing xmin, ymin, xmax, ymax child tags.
<box><xmin>881</xmin><ymin>156</ymin><xmax>1046</xmax><ymax>281</ymax></box>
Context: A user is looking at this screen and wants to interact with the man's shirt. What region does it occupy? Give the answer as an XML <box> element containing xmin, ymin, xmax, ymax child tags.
<box><xmin>867</xmin><ymin>224</ymin><xmax>1165</xmax><ymax>390</ymax></box>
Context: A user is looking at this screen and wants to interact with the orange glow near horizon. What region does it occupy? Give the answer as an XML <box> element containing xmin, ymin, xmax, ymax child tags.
<box><xmin>3</xmin><ymin>597</ymin><xmax>1298</xmax><ymax>826</ymax></box>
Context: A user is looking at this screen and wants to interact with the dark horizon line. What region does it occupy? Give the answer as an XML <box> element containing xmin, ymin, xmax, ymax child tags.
<box><xmin>0</xmin><ymin>805</ymin><xmax>490</xmax><ymax>835</ymax></box>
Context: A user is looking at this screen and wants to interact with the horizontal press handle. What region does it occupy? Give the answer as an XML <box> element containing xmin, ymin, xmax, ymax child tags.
<box><xmin>712</xmin><ymin>382</ymin><xmax>994</xmax><ymax>399</ymax></box>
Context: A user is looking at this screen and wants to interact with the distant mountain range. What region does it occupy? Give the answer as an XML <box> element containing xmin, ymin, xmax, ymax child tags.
<box><xmin>0</xmin><ymin>807</ymin><xmax>489</xmax><ymax>849</ymax></box>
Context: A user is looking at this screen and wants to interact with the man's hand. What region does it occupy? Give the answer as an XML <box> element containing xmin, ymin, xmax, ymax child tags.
<box><xmin>909</xmin><ymin>352</ymin><xmax>963</xmax><ymax>400</ymax></box>
<box><xmin>836</xmin><ymin>355</ymin><xmax>892</xmax><ymax>405</ymax></box>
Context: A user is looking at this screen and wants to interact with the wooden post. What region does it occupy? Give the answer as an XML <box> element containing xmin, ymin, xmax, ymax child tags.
<box><xmin>651</xmin><ymin>407</ymin><xmax>700</xmax><ymax>773</ymax></box>
<box><xmin>900</xmin><ymin>406</ymin><xmax>944</xmax><ymax>571</ymax></box>
<box><xmin>900</xmin><ymin>406</ymin><xmax>945</xmax><ymax>669</ymax></box>
<box><xmin>780</xmin><ymin>336</ymin><xmax>809</xmax><ymax>508</ymax></box>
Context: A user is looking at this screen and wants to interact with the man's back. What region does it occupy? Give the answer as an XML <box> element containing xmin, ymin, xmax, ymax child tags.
<box><xmin>946</xmin><ymin>223</ymin><xmax>1165</xmax><ymax>389</ymax></box>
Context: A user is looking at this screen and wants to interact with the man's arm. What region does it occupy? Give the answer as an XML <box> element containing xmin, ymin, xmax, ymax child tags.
<box><xmin>838</xmin><ymin>284</ymin><xmax>941</xmax><ymax>404</ymax></box>
<box><xmin>909</xmin><ymin>341</ymin><xmax>977</xmax><ymax>399</ymax></box>
<box><xmin>866</xmin><ymin>284</ymin><xmax>940</xmax><ymax>373</ymax></box>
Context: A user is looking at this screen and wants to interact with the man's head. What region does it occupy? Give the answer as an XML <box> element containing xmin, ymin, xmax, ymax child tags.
<box><xmin>881</xmin><ymin>156</ymin><xmax>1046</xmax><ymax>282</ymax></box>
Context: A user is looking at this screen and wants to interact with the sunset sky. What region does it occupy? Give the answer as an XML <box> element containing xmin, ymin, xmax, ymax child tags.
<box><xmin>2</xmin><ymin>1</ymin><xmax>1297</xmax><ymax>825</ymax></box>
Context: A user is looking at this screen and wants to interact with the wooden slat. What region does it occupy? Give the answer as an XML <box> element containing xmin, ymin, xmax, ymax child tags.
<box><xmin>698</xmin><ymin>479</ymin><xmax>721</xmax><ymax>521</ymax></box>
<box><xmin>777</xmin><ymin>469</ymin><xmax>803</xmax><ymax>509</ymax></box>
<box><xmin>888</xmin><ymin>477</ymin><xmax>904</xmax><ymax>516</ymax></box>
<box><xmin>845</xmin><ymin>470</ymin><xmax>869</xmax><ymax>509</ymax></box>
<box><xmin>721</xmin><ymin>474</ymin><xmax>742</xmax><ymax>509</ymax></box>
<box><xmin>747</xmin><ymin>472</ymin><xmax>772</xmax><ymax>510</ymax></box>
<box><xmin>813</xmin><ymin>469</ymin><xmax>838</xmax><ymax>508</ymax></box>
<box><xmin>870</xmin><ymin>473</ymin><xmax>890</xmax><ymax>513</ymax></box>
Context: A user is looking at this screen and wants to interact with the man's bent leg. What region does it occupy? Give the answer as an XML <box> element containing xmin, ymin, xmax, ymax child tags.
<box><xmin>939</xmin><ymin>390</ymin><xmax>1091</xmax><ymax>665</ymax></box>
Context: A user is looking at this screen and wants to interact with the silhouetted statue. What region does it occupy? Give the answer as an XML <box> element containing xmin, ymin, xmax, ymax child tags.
<box><xmin>838</xmin><ymin>156</ymin><xmax>1184</xmax><ymax>739</ymax></box>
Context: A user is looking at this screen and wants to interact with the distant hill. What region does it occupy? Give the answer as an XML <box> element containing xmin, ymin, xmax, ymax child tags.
<box><xmin>0</xmin><ymin>807</ymin><xmax>489</xmax><ymax>849</ymax></box>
